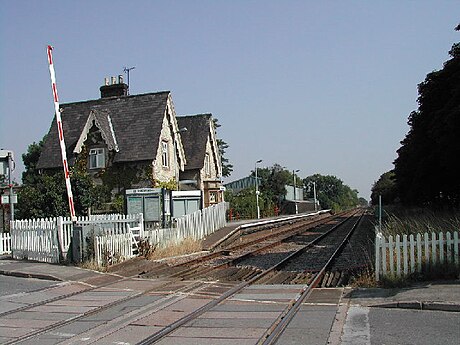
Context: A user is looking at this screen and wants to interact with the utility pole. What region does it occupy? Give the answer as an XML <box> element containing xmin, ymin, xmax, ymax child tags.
<box><xmin>255</xmin><ymin>160</ymin><xmax>262</xmax><ymax>219</ymax></box>
<box><xmin>293</xmin><ymin>169</ymin><xmax>300</xmax><ymax>214</ymax></box>
<box><xmin>313</xmin><ymin>181</ymin><xmax>317</xmax><ymax>211</ymax></box>
<box><xmin>8</xmin><ymin>152</ymin><xmax>14</xmax><ymax>221</ymax></box>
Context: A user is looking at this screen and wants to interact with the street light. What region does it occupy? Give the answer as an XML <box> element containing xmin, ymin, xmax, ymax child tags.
<box><xmin>255</xmin><ymin>159</ymin><xmax>262</xmax><ymax>219</ymax></box>
<box><xmin>174</xmin><ymin>127</ymin><xmax>187</xmax><ymax>190</ymax></box>
<box><xmin>293</xmin><ymin>169</ymin><xmax>300</xmax><ymax>214</ymax></box>
<box><xmin>312</xmin><ymin>181</ymin><xmax>317</xmax><ymax>211</ymax></box>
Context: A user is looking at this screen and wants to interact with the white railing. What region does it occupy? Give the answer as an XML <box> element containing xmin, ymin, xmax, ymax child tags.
<box><xmin>11</xmin><ymin>218</ymin><xmax>60</xmax><ymax>263</ymax></box>
<box><xmin>375</xmin><ymin>231</ymin><xmax>460</xmax><ymax>281</ymax></box>
<box><xmin>9</xmin><ymin>213</ymin><xmax>143</xmax><ymax>263</ymax></box>
<box><xmin>145</xmin><ymin>202</ymin><xmax>228</xmax><ymax>248</ymax></box>
<box><xmin>58</xmin><ymin>213</ymin><xmax>144</xmax><ymax>254</ymax></box>
<box><xmin>94</xmin><ymin>233</ymin><xmax>134</xmax><ymax>266</ymax></box>
<box><xmin>1</xmin><ymin>232</ymin><xmax>11</xmax><ymax>254</ymax></box>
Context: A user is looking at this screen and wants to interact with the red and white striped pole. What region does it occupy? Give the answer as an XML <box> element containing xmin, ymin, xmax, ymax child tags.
<box><xmin>47</xmin><ymin>45</ymin><xmax>76</xmax><ymax>220</ymax></box>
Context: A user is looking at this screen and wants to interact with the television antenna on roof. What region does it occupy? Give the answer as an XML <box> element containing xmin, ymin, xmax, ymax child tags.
<box><xmin>123</xmin><ymin>66</ymin><xmax>135</xmax><ymax>95</ymax></box>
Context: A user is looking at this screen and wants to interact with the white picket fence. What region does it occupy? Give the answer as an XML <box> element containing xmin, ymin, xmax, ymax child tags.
<box><xmin>8</xmin><ymin>213</ymin><xmax>144</xmax><ymax>263</ymax></box>
<box><xmin>94</xmin><ymin>233</ymin><xmax>133</xmax><ymax>266</ymax></box>
<box><xmin>10</xmin><ymin>218</ymin><xmax>60</xmax><ymax>263</ymax></box>
<box><xmin>145</xmin><ymin>202</ymin><xmax>228</xmax><ymax>248</ymax></box>
<box><xmin>375</xmin><ymin>231</ymin><xmax>460</xmax><ymax>281</ymax></box>
<box><xmin>0</xmin><ymin>232</ymin><xmax>11</xmax><ymax>254</ymax></box>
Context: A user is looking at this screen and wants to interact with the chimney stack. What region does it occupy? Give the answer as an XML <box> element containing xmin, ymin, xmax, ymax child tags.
<box><xmin>100</xmin><ymin>76</ymin><xmax>128</xmax><ymax>98</ymax></box>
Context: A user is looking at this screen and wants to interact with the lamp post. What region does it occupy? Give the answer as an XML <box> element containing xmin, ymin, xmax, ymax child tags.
<box><xmin>255</xmin><ymin>159</ymin><xmax>262</xmax><ymax>219</ymax></box>
<box><xmin>174</xmin><ymin>127</ymin><xmax>187</xmax><ymax>190</ymax></box>
<box><xmin>313</xmin><ymin>181</ymin><xmax>317</xmax><ymax>211</ymax></box>
<box><xmin>293</xmin><ymin>169</ymin><xmax>300</xmax><ymax>214</ymax></box>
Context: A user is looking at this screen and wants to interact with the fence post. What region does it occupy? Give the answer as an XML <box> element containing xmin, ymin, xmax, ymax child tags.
<box><xmin>139</xmin><ymin>213</ymin><xmax>144</xmax><ymax>238</ymax></box>
<box><xmin>395</xmin><ymin>234</ymin><xmax>401</xmax><ymax>277</ymax></box>
<box><xmin>57</xmin><ymin>216</ymin><xmax>65</xmax><ymax>260</ymax></box>
<box><xmin>424</xmin><ymin>232</ymin><xmax>430</xmax><ymax>270</ymax></box>
<box><xmin>454</xmin><ymin>232</ymin><xmax>459</xmax><ymax>265</ymax></box>
<box><xmin>431</xmin><ymin>232</ymin><xmax>437</xmax><ymax>266</ymax></box>
<box><xmin>375</xmin><ymin>233</ymin><xmax>381</xmax><ymax>282</ymax></box>
<box><xmin>446</xmin><ymin>232</ymin><xmax>452</xmax><ymax>263</ymax></box>
<box><xmin>416</xmin><ymin>233</ymin><xmax>422</xmax><ymax>273</ymax></box>
<box><xmin>389</xmin><ymin>235</ymin><xmax>394</xmax><ymax>275</ymax></box>
<box><xmin>439</xmin><ymin>232</ymin><xmax>444</xmax><ymax>264</ymax></box>
<box><xmin>402</xmin><ymin>234</ymin><xmax>408</xmax><ymax>276</ymax></box>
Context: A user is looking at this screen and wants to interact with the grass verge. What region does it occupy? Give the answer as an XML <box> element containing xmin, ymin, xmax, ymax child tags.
<box><xmin>144</xmin><ymin>237</ymin><xmax>203</xmax><ymax>260</ymax></box>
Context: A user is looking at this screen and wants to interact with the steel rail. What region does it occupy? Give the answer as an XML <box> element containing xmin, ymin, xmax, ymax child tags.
<box><xmin>258</xmin><ymin>211</ymin><xmax>364</xmax><ymax>345</ymax></box>
<box><xmin>148</xmin><ymin>212</ymin><xmax>335</xmax><ymax>278</ymax></box>
<box><xmin>165</xmin><ymin>212</ymin><xmax>352</xmax><ymax>280</ymax></box>
<box><xmin>135</xmin><ymin>211</ymin><xmax>361</xmax><ymax>345</ymax></box>
<box><xmin>5</xmin><ymin>279</ymin><xmax>209</xmax><ymax>345</ymax></box>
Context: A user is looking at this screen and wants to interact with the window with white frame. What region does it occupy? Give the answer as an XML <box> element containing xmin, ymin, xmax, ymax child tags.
<box><xmin>204</xmin><ymin>153</ymin><xmax>210</xmax><ymax>176</ymax></box>
<box><xmin>161</xmin><ymin>140</ymin><xmax>169</xmax><ymax>168</ymax></box>
<box><xmin>89</xmin><ymin>148</ymin><xmax>105</xmax><ymax>169</ymax></box>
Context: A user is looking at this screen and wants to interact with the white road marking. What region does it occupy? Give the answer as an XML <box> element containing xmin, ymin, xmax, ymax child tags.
<box><xmin>341</xmin><ymin>306</ymin><xmax>371</xmax><ymax>345</ymax></box>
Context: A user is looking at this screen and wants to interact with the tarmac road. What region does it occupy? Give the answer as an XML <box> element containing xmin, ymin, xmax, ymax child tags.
<box><xmin>341</xmin><ymin>306</ymin><xmax>460</xmax><ymax>345</ymax></box>
<box><xmin>0</xmin><ymin>275</ymin><xmax>59</xmax><ymax>297</ymax></box>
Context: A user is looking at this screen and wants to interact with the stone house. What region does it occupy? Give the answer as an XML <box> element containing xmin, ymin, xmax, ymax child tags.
<box><xmin>176</xmin><ymin>114</ymin><xmax>223</xmax><ymax>207</ymax></box>
<box><xmin>37</xmin><ymin>78</ymin><xmax>221</xmax><ymax>209</ymax></box>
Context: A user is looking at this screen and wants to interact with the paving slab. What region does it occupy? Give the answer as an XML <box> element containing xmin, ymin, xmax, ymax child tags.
<box><xmin>0</xmin><ymin>318</ymin><xmax>56</xmax><ymax>329</ymax></box>
<box><xmin>93</xmin><ymin>324</ymin><xmax>162</xmax><ymax>345</ymax></box>
<box><xmin>212</xmin><ymin>301</ymin><xmax>287</xmax><ymax>312</ymax></box>
<box><xmin>187</xmin><ymin>317</ymin><xmax>275</xmax><ymax>328</ymax></box>
<box><xmin>133</xmin><ymin>309</ymin><xmax>190</xmax><ymax>327</ymax></box>
<box><xmin>3</xmin><ymin>310</ymin><xmax>78</xmax><ymax>321</ymax></box>
<box><xmin>199</xmin><ymin>311</ymin><xmax>282</xmax><ymax>319</ymax></box>
<box><xmin>157</xmin><ymin>336</ymin><xmax>257</xmax><ymax>345</ymax></box>
<box><xmin>172</xmin><ymin>326</ymin><xmax>266</xmax><ymax>339</ymax></box>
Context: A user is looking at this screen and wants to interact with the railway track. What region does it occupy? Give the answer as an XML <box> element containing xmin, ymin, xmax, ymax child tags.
<box><xmin>139</xmin><ymin>211</ymin><xmax>348</xmax><ymax>280</ymax></box>
<box><xmin>135</xmin><ymin>210</ymin><xmax>365</xmax><ymax>345</ymax></box>
<box><xmin>2</xmin><ymin>210</ymin><xmax>368</xmax><ymax>344</ymax></box>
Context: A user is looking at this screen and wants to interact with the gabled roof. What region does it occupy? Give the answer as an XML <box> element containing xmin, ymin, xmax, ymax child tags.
<box><xmin>176</xmin><ymin>114</ymin><xmax>211</xmax><ymax>170</ymax></box>
<box><xmin>37</xmin><ymin>91</ymin><xmax>172</xmax><ymax>169</ymax></box>
<box><xmin>74</xmin><ymin>109</ymin><xmax>119</xmax><ymax>154</ymax></box>
<box><xmin>177</xmin><ymin>114</ymin><xmax>221</xmax><ymax>175</ymax></box>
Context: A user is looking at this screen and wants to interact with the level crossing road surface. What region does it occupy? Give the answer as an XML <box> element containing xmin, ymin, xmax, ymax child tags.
<box><xmin>0</xmin><ymin>275</ymin><xmax>59</xmax><ymax>298</ymax></box>
<box><xmin>0</xmin><ymin>257</ymin><xmax>346</xmax><ymax>345</ymax></box>
<box><xmin>1</xmin><ymin>260</ymin><xmax>459</xmax><ymax>344</ymax></box>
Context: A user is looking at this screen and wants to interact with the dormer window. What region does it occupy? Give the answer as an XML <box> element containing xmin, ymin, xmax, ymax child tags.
<box><xmin>89</xmin><ymin>148</ymin><xmax>106</xmax><ymax>169</ymax></box>
<box><xmin>161</xmin><ymin>140</ymin><xmax>169</xmax><ymax>168</ymax></box>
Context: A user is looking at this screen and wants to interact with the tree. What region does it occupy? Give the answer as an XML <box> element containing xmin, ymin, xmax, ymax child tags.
<box><xmin>17</xmin><ymin>140</ymin><xmax>110</xmax><ymax>219</ymax></box>
<box><xmin>21</xmin><ymin>141</ymin><xmax>44</xmax><ymax>186</ymax></box>
<box><xmin>393</xmin><ymin>25</ymin><xmax>460</xmax><ymax>207</ymax></box>
<box><xmin>256</xmin><ymin>164</ymin><xmax>291</xmax><ymax>206</ymax></box>
<box><xmin>358</xmin><ymin>197</ymin><xmax>369</xmax><ymax>207</ymax></box>
<box><xmin>213</xmin><ymin>119</ymin><xmax>233</xmax><ymax>177</ymax></box>
<box><xmin>370</xmin><ymin>170</ymin><xmax>397</xmax><ymax>205</ymax></box>
<box><xmin>226</xmin><ymin>164</ymin><xmax>294</xmax><ymax>218</ymax></box>
<box><xmin>303</xmin><ymin>174</ymin><xmax>358</xmax><ymax>211</ymax></box>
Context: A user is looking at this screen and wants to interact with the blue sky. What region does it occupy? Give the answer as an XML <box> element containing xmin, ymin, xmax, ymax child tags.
<box><xmin>0</xmin><ymin>1</ymin><xmax>458</xmax><ymax>199</ymax></box>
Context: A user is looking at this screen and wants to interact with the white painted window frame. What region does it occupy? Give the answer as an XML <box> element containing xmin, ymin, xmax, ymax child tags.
<box><xmin>161</xmin><ymin>140</ymin><xmax>169</xmax><ymax>168</ymax></box>
<box><xmin>89</xmin><ymin>148</ymin><xmax>105</xmax><ymax>169</ymax></box>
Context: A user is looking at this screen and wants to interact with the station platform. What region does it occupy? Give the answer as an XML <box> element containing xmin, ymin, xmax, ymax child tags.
<box><xmin>201</xmin><ymin>211</ymin><xmax>329</xmax><ymax>251</ymax></box>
